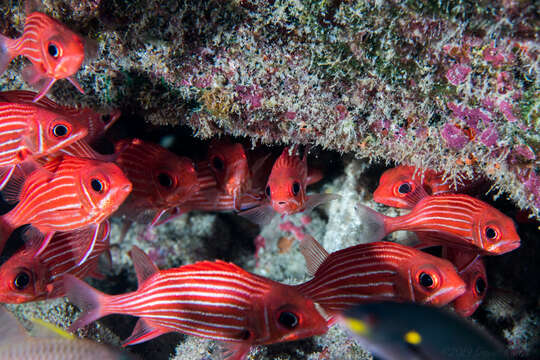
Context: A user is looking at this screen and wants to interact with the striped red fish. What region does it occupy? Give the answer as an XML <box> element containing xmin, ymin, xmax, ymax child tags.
<box><xmin>0</xmin><ymin>90</ymin><xmax>121</xmax><ymax>144</ymax></box>
<box><xmin>239</xmin><ymin>147</ymin><xmax>339</xmax><ymax>226</ymax></box>
<box><xmin>0</xmin><ymin>101</ymin><xmax>88</xmax><ymax>188</ymax></box>
<box><xmin>0</xmin><ymin>11</ymin><xmax>89</xmax><ymax>101</ymax></box>
<box><xmin>0</xmin><ymin>155</ymin><xmax>131</xmax><ymax>264</ymax></box>
<box><xmin>64</xmin><ymin>246</ymin><xmax>329</xmax><ymax>360</ymax></box>
<box><xmin>0</xmin><ymin>221</ymin><xmax>110</xmax><ymax>303</ymax></box>
<box><xmin>293</xmin><ymin>235</ymin><xmax>466</xmax><ymax>314</ymax></box>
<box><xmin>443</xmin><ymin>247</ymin><xmax>487</xmax><ymax>317</ymax></box>
<box><xmin>373</xmin><ymin>165</ymin><xmax>483</xmax><ymax>209</ymax></box>
<box><xmin>114</xmin><ymin>138</ymin><xmax>199</xmax><ymax>226</ymax></box>
<box><xmin>358</xmin><ymin>194</ymin><xmax>521</xmax><ymax>255</ymax></box>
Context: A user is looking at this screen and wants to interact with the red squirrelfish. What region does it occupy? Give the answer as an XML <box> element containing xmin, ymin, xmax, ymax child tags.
<box><xmin>294</xmin><ymin>235</ymin><xmax>466</xmax><ymax>314</ymax></box>
<box><xmin>373</xmin><ymin>165</ymin><xmax>482</xmax><ymax>209</ymax></box>
<box><xmin>0</xmin><ymin>221</ymin><xmax>110</xmax><ymax>304</ymax></box>
<box><xmin>239</xmin><ymin>146</ymin><xmax>339</xmax><ymax>226</ymax></box>
<box><xmin>64</xmin><ymin>246</ymin><xmax>330</xmax><ymax>360</ymax></box>
<box><xmin>0</xmin><ymin>155</ymin><xmax>131</xmax><ymax>264</ymax></box>
<box><xmin>0</xmin><ymin>90</ymin><xmax>121</xmax><ymax>143</ymax></box>
<box><xmin>357</xmin><ymin>194</ymin><xmax>521</xmax><ymax>255</ymax></box>
<box><xmin>0</xmin><ymin>101</ymin><xmax>88</xmax><ymax>188</ymax></box>
<box><xmin>114</xmin><ymin>138</ymin><xmax>200</xmax><ymax>226</ymax></box>
<box><xmin>0</xmin><ymin>9</ymin><xmax>89</xmax><ymax>101</ymax></box>
<box><xmin>443</xmin><ymin>247</ymin><xmax>487</xmax><ymax>317</ymax></box>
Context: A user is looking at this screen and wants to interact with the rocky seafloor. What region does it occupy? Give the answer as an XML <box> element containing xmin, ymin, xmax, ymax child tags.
<box><xmin>1</xmin><ymin>0</ymin><xmax>539</xmax><ymax>359</ymax></box>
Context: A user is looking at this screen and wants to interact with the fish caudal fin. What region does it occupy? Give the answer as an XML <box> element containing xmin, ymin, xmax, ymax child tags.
<box><xmin>353</xmin><ymin>203</ymin><xmax>388</xmax><ymax>241</ymax></box>
<box><xmin>0</xmin><ymin>34</ymin><xmax>15</xmax><ymax>75</ymax></box>
<box><xmin>298</xmin><ymin>234</ymin><xmax>330</xmax><ymax>277</ymax></box>
<box><xmin>63</xmin><ymin>274</ymin><xmax>109</xmax><ymax>331</ymax></box>
<box><xmin>122</xmin><ymin>318</ymin><xmax>168</xmax><ymax>346</ymax></box>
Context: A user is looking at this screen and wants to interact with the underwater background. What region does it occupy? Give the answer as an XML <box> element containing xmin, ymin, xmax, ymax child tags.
<box><xmin>0</xmin><ymin>0</ymin><xmax>538</xmax><ymax>359</ymax></box>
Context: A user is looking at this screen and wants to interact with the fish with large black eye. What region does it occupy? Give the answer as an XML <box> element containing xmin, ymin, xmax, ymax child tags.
<box><xmin>0</xmin><ymin>260</ymin><xmax>48</xmax><ymax>303</ymax></box>
<box><xmin>239</xmin><ymin>146</ymin><xmax>340</xmax><ymax>226</ymax></box>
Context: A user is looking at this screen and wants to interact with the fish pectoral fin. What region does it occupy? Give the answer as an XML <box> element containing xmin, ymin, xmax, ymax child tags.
<box><xmin>304</xmin><ymin>193</ymin><xmax>341</xmax><ymax>211</ymax></box>
<box><xmin>238</xmin><ymin>204</ymin><xmax>275</xmax><ymax>226</ymax></box>
<box><xmin>0</xmin><ymin>307</ymin><xmax>29</xmax><ymax>343</ymax></box>
<box><xmin>122</xmin><ymin>318</ymin><xmax>167</xmax><ymax>347</ymax></box>
<box><xmin>67</xmin><ymin>76</ymin><xmax>85</xmax><ymax>95</ymax></box>
<box><xmin>129</xmin><ymin>246</ymin><xmax>159</xmax><ymax>286</ymax></box>
<box><xmin>216</xmin><ymin>341</ymin><xmax>252</xmax><ymax>360</ymax></box>
<box><xmin>298</xmin><ymin>234</ymin><xmax>330</xmax><ymax>277</ymax></box>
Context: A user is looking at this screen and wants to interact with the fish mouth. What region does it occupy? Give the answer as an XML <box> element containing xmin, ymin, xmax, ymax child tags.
<box><xmin>423</xmin><ymin>283</ymin><xmax>466</xmax><ymax>306</ymax></box>
<box><xmin>488</xmin><ymin>240</ymin><xmax>521</xmax><ymax>254</ymax></box>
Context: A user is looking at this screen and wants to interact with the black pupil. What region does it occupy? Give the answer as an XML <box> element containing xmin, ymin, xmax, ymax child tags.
<box><xmin>239</xmin><ymin>330</ymin><xmax>251</xmax><ymax>340</ymax></box>
<box><xmin>53</xmin><ymin>124</ymin><xmax>68</xmax><ymax>137</ymax></box>
<box><xmin>48</xmin><ymin>43</ymin><xmax>58</xmax><ymax>57</ymax></box>
<box><xmin>14</xmin><ymin>272</ymin><xmax>30</xmax><ymax>290</ymax></box>
<box><xmin>265</xmin><ymin>185</ymin><xmax>271</xmax><ymax>197</ymax></box>
<box><xmin>485</xmin><ymin>227</ymin><xmax>496</xmax><ymax>239</ymax></box>
<box><xmin>475</xmin><ymin>278</ymin><xmax>486</xmax><ymax>294</ymax></box>
<box><xmin>158</xmin><ymin>173</ymin><xmax>173</xmax><ymax>188</ymax></box>
<box><xmin>212</xmin><ymin>156</ymin><xmax>224</xmax><ymax>171</ymax></box>
<box><xmin>278</xmin><ymin>311</ymin><xmax>298</xmax><ymax>329</ymax></box>
<box><xmin>292</xmin><ymin>182</ymin><xmax>300</xmax><ymax>196</ymax></box>
<box><xmin>419</xmin><ymin>272</ymin><xmax>434</xmax><ymax>288</ymax></box>
<box><xmin>101</xmin><ymin>114</ymin><xmax>111</xmax><ymax>124</ymax></box>
<box><xmin>398</xmin><ymin>183</ymin><xmax>411</xmax><ymax>194</ymax></box>
<box><xmin>91</xmin><ymin>178</ymin><xmax>103</xmax><ymax>192</ymax></box>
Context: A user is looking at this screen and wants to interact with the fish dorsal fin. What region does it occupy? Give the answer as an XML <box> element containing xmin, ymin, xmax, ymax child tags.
<box><xmin>129</xmin><ymin>246</ymin><xmax>159</xmax><ymax>287</ymax></box>
<box><xmin>29</xmin><ymin>317</ymin><xmax>75</xmax><ymax>339</ymax></box>
<box><xmin>299</xmin><ymin>235</ymin><xmax>329</xmax><ymax>276</ymax></box>
<box><xmin>1</xmin><ymin>160</ymin><xmax>43</xmax><ymax>204</ymax></box>
<box><xmin>0</xmin><ymin>307</ymin><xmax>28</xmax><ymax>343</ymax></box>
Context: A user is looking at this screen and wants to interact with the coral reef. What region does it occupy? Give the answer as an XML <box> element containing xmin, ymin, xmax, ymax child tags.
<box><xmin>1</xmin><ymin>1</ymin><xmax>539</xmax><ymax>359</ymax></box>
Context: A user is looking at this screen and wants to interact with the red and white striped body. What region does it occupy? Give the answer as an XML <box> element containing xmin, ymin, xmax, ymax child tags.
<box><xmin>114</xmin><ymin>139</ymin><xmax>199</xmax><ymax>225</ymax></box>
<box><xmin>0</xmin><ymin>90</ymin><xmax>121</xmax><ymax>143</ymax></box>
<box><xmin>184</xmin><ymin>187</ymin><xmax>264</xmax><ymax>212</ymax></box>
<box><xmin>383</xmin><ymin>194</ymin><xmax>521</xmax><ymax>255</ymax></box>
<box><xmin>295</xmin><ymin>240</ymin><xmax>466</xmax><ymax>314</ymax></box>
<box><xmin>195</xmin><ymin>160</ymin><xmax>218</xmax><ymax>190</ymax></box>
<box><xmin>66</xmin><ymin>249</ymin><xmax>329</xmax><ymax>359</ymax></box>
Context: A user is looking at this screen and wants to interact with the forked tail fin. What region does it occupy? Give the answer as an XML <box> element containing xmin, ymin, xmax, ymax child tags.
<box><xmin>0</xmin><ymin>34</ymin><xmax>15</xmax><ymax>75</ymax></box>
<box><xmin>63</xmin><ymin>274</ymin><xmax>109</xmax><ymax>331</ymax></box>
<box><xmin>354</xmin><ymin>203</ymin><xmax>388</xmax><ymax>241</ymax></box>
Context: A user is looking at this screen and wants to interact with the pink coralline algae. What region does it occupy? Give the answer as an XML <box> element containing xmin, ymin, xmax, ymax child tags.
<box><xmin>499</xmin><ymin>100</ymin><xmax>519</xmax><ymax>122</ymax></box>
<box><xmin>446</xmin><ymin>64</ymin><xmax>471</xmax><ymax>85</ymax></box>
<box><xmin>448</xmin><ymin>102</ymin><xmax>491</xmax><ymax>130</ymax></box>
<box><xmin>479</xmin><ymin>126</ymin><xmax>499</xmax><ymax>147</ymax></box>
<box><xmin>483</xmin><ymin>46</ymin><xmax>515</xmax><ymax>67</ymax></box>
<box><xmin>235</xmin><ymin>85</ymin><xmax>263</xmax><ymax>109</ymax></box>
<box><xmin>441</xmin><ymin>123</ymin><xmax>469</xmax><ymax>150</ymax></box>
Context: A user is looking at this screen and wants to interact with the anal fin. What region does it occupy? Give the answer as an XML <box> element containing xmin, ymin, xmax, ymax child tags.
<box><xmin>122</xmin><ymin>318</ymin><xmax>168</xmax><ymax>346</ymax></box>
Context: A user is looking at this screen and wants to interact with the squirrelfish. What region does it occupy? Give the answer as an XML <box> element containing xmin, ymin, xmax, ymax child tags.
<box><xmin>294</xmin><ymin>235</ymin><xmax>465</xmax><ymax>313</ymax></box>
<box><xmin>0</xmin><ymin>221</ymin><xmax>111</xmax><ymax>303</ymax></box>
<box><xmin>373</xmin><ymin>165</ymin><xmax>483</xmax><ymax>209</ymax></box>
<box><xmin>0</xmin><ymin>5</ymin><xmax>91</xmax><ymax>102</ymax></box>
<box><xmin>0</xmin><ymin>101</ymin><xmax>88</xmax><ymax>188</ymax></box>
<box><xmin>0</xmin><ymin>155</ymin><xmax>131</xmax><ymax>264</ymax></box>
<box><xmin>65</xmin><ymin>246</ymin><xmax>329</xmax><ymax>360</ymax></box>
<box><xmin>0</xmin><ymin>306</ymin><xmax>140</xmax><ymax>360</ymax></box>
<box><xmin>340</xmin><ymin>302</ymin><xmax>507</xmax><ymax>360</ymax></box>
<box><xmin>443</xmin><ymin>247</ymin><xmax>487</xmax><ymax>317</ymax></box>
<box><xmin>114</xmin><ymin>138</ymin><xmax>199</xmax><ymax>226</ymax></box>
<box><xmin>0</xmin><ymin>90</ymin><xmax>121</xmax><ymax>143</ymax></box>
<box><xmin>357</xmin><ymin>194</ymin><xmax>521</xmax><ymax>255</ymax></box>
<box><xmin>239</xmin><ymin>146</ymin><xmax>339</xmax><ymax>226</ymax></box>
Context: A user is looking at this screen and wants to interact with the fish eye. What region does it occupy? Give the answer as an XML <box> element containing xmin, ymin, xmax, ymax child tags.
<box><xmin>13</xmin><ymin>271</ymin><xmax>31</xmax><ymax>290</ymax></box>
<box><xmin>47</xmin><ymin>42</ymin><xmax>60</xmax><ymax>58</ymax></box>
<box><xmin>239</xmin><ymin>330</ymin><xmax>251</xmax><ymax>340</ymax></box>
<box><xmin>212</xmin><ymin>156</ymin><xmax>224</xmax><ymax>171</ymax></box>
<box><xmin>485</xmin><ymin>227</ymin><xmax>498</xmax><ymax>240</ymax></box>
<box><xmin>91</xmin><ymin>178</ymin><xmax>104</xmax><ymax>193</ymax></box>
<box><xmin>52</xmin><ymin>124</ymin><xmax>69</xmax><ymax>137</ymax></box>
<box><xmin>265</xmin><ymin>185</ymin><xmax>271</xmax><ymax>197</ymax></box>
<box><xmin>398</xmin><ymin>182</ymin><xmax>411</xmax><ymax>194</ymax></box>
<box><xmin>475</xmin><ymin>277</ymin><xmax>486</xmax><ymax>295</ymax></box>
<box><xmin>157</xmin><ymin>172</ymin><xmax>174</xmax><ymax>188</ymax></box>
<box><xmin>292</xmin><ymin>181</ymin><xmax>301</xmax><ymax>196</ymax></box>
<box><xmin>418</xmin><ymin>272</ymin><xmax>435</xmax><ymax>289</ymax></box>
<box><xmin>278</xmin><ymin>311</ymin><xmax>299</xmax><ymax>329</ymax></box>
<box><xmin>101</xmin><ymin>114</ymin><xmax>112</xmax><ymax>124</ymax></box>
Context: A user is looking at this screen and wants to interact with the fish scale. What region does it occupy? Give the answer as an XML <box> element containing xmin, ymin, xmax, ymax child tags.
<box><xmin>294</xmin><ymin>238</ymin><xmax>466</xmax><ymax>313</ymax></box>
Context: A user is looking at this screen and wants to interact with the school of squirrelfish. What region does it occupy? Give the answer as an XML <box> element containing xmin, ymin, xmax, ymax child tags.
<box><xmin>0</xmin><ymin>3</ymin><xmax>524</xmax><ymax>360</ymax></box>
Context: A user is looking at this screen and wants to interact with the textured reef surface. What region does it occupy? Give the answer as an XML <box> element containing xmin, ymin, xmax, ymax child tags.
<box><xmin>1</xmin><ymin>1</ymin><xmax>539</xmax><ymax>359</ymax></box>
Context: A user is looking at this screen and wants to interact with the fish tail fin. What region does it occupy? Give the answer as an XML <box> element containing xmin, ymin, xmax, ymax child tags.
<box><xmin>0</xmin><ymin>34</ymin><xmax>15</xmax><ymax>75</ymax></box>
<box><xmin>63</xmin><ymin>274</ymin><xmax>110</xmax><ymax>331</ymax></box>
<box><xmin>354</xmin><ymin>203</ymin><xmax>389</xmax><ymax>241</ymax></box>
